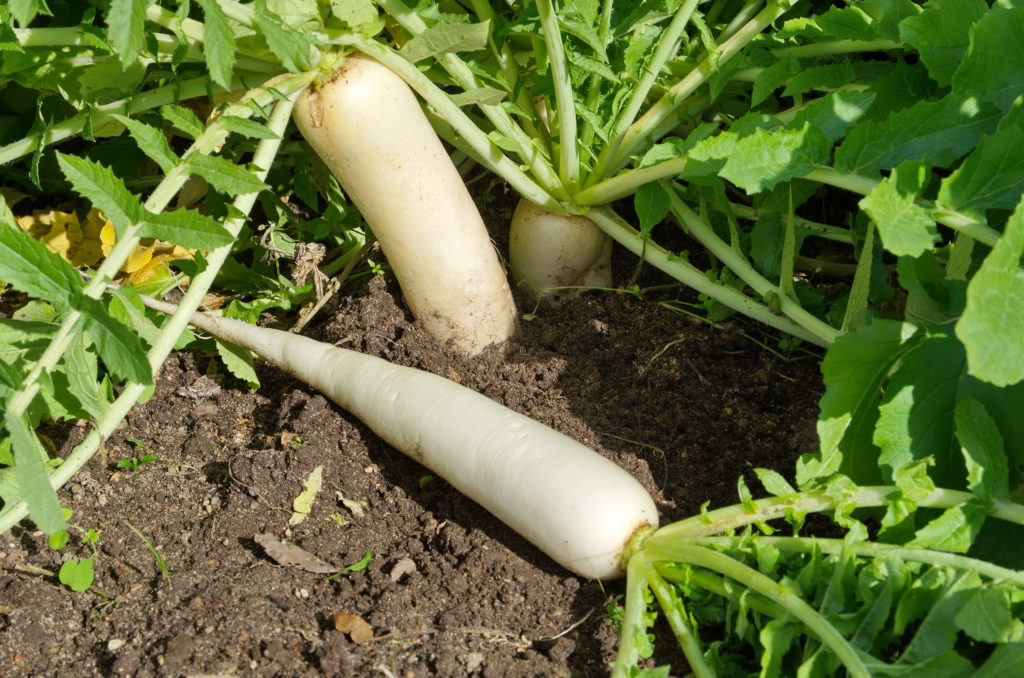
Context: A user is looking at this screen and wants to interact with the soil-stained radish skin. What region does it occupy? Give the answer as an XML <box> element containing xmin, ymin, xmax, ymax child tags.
<box><xmin>509</xmin><ymin>199</ymin><xmax>613</xmax><ymax>301</ymax></box>
<box><xmin>293</xmin><ymin>55</ymin><xmax>517</xmax><ymax>355</ymax></box>
<box><xmin>144</xmin><ymin>297</ymin><xmax>658</xmax><ymax>579</ymax></box>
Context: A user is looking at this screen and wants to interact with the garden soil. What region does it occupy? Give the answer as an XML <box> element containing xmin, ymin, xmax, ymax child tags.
<box><xmin>0</xmin><ymin>193</ymin><xmax>824</xmax><ymax>677</ymax></box>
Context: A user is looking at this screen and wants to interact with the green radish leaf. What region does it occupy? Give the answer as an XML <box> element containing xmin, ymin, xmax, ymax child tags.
<box><xmin>759</xmin><ymin>619</ymin><xmax>801</xmax><ymax>676</ymax></box>
<box><xmin>401</xmin><ymin>20</ymin><xmax>490</xmax><ymax>63</ymax></box>
<box><xmin>186</xmin><ymin>154</ymin><xmax>269</xmax><ymax>196</ymax></box>
<box><xmin>63</xmin><ymin>331</ymin><xmax>109</xmax><ymax>421</ymax></box>
<box><xmin>936</xmin><ymin>100</ymin><xmax>1024</xmax><ymax>219</ymax></box>
<box><xmin>56</xmin><ymin>153</ymin><xmax>142</xmax><ymax>238</ymax></box>
<box><xmin>782</xmin><ymin>61</ymin><xmax>857</xmax><ymax>98</ymax></box>
<box><xmin>751</xmin><ymin>56</ymin><xmax>801</xmax><ymax>107</ymax></box>
<box><xmin>787</xmin><ymin>90</ymin><xmax>876</xmax><ymax>143</ymax></box>
<box><xmin>754</xmin><ymin>468</ymin><xmax>796</xmax><ymax>497</ymax></box>
<box><xmin>0</xmin><ymin>221</ymin><xmax>85</xmax><ymax>312</ymax></box>
<box><xmin>80</xmin><ymin>298</ymin><xmax>151</xmax><ymax>385</ymax></box>
<box><xmin>196</xmin><ymin>0</ymin><xmax>236</xmax><ymax>90</ymax></box>
<box><xmin>634</xmin><ymin>182</ymin><xmax>670</xmax><ymax>235</ymax></box>
<box><xmin>679</xmin><ymin>131</ymin><xmax>739</xmax><ymax>179</ymax></box>
<box><xmin>817</xmin><ymin>5</ymin><xmax>876</xmax><ymax>40</ymax></box>
<box><xmin>954</xmin><ymin>585</ymin><xmax>1011</xmax><ymax>647</ymax></box>
<box><xmin>450</xmin><ymin>88</ymin><xmax>507</xmax><ymax>107</ymax></box>
<box><xmin>8</xmin><ymin>0</ymin><xmax>49</xmax><ymax>28</ymax></box>
<box><xmin>859</xmin><ymin>159</ymin><xmax>938</xmax><ymax>257</ymax></box>
<box><xmin>214</xmin><ymin>336</ymin><xmax>259</xmax><ymax>389</ymax></box>
<box><xmin>798</xmin><ymin>319</ymin><xmax>920</xmax><ymax>488</ymax></box>
<box><xmin>951</xmin><ymin>4</ymin><xmax>1024</xmax><ymax>112</ymax></box>
<box><xmin>6</xmin><ymin>410</ymin><xmax>67</xmax><ymax>536</ymax></box>
<box><xmin>955</xmin><ymin>397</ymin><xmax>1009</xmax><ymax>503</ymax></box>
<box><xmin>112</xmin><ymin>115</ymin><xmax>180</xmax><ymax>173</ymax></box>
<box><xmin>217</xmin><ymin>115</ymin><xmax>279</xmax><ymax>140</ymax></box>
<box><xmin>719</xmin><ymin>124</ymin><xmax>829</xmax><ymax>194</ymax></box>
<box><xmin>140</xmin><ymin>208</ymin><xmax>234</xmax><ymax>250</ymax></box>
<box><xmin>253</xmin><ymin>0</ymin><xmax>313</xmax><ymax>72</ymax></box>
<box><xmin>0</xmin><ymin>319</ymin><xmax>54</xmax><ymax>367</ymax></box>
<box><xmin>910</xmin><ymin>502</ymin><xmax>986</xmax><ymax>553</ymax></box>
<box><xmin>108</xmin><ymin>286</ymin><xmax>165</xmax><ymax>350</ymax></box>
<box><xmin>160</xmin><ymin>104</ymin><xmax>205</xmax><ymax>140</ymax></box>
<box><xmin>899</xmin><ymin>0</ymin><xmax>986</xmax><ymax>87</ymax></box>
<box><xmin>330</xmin><ymin>0</ymin><xmax>381</xmax><ymax>33</ymax></box>
<box><xmin>106</xmin><ymin>0</ymin><xmax>147</xmax><ymax>68</ymax></box>
<box><xmin>343</xmin><ymin>549</ymin><xmax>375</xmax><ymax>572</ymax></box>
<box><xmin>956</xmin><ymin>199</ymin><xmax>1024</xmax><ymax>387</ymax></box>
<box><xmin>58</xmin><ymin>558</ymin><xmax>95</xmax><ymax>592</ymax></box>
<box><xmin>900</xmin><ymin>583</ymin><xmax>980</xmax><ymax>663</ymax></box>
<box><xmin>869</xmin><ymin>0</ymin><xmax>924</xmax><ymax>43</ymax></box>
<box><xmin>835</xmin><ymin>95</ymin><xmax>1001</xmax><ymax>178</ymax></box>
<box><xmin>879</xmin><ymin>459</ymin><xmax>935</xmax><ymax>543</ymax></box>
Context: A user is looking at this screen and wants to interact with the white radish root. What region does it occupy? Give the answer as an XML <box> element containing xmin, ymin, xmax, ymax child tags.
<box><xmin>143</xmin><ymin>296</ymin><xmax>658</xmax><ymax>579</ymax></box>
<box><xmin>292</xmin><ymin>55</ymin><xmax>518</xmax><ymax>355</ymax></box>
<box><xmin>509</xmin><ymin>199</ymin><xmax>612</xmax><ymax>303</ymax></box>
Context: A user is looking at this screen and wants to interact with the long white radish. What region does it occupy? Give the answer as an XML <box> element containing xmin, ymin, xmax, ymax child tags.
<box><xmin>292</xmin><ymin>55</ymin><xmax>517</xmax><ymax>356</ymax></box>
<box><xmin>143</xmin><ymin>297</ymin><xmax>658</xmax><ymax>579</ymax></box>
<box><xmin>509</xmin><ymin>199</ymin><xmax>612</xmax><ymax>302</ymax></box>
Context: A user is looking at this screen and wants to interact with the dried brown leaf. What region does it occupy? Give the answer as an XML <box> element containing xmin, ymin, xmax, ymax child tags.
<box><xmin>254</xmin><ymin>532</ymin><xmax>338</xmax><ymax>574</ymax></box>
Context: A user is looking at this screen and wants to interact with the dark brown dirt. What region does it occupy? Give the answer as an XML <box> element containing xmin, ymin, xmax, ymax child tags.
<box><xmin>0</xmin><ymin>205</ymin><xmax>824</xmax><ymax>677</ymax></box>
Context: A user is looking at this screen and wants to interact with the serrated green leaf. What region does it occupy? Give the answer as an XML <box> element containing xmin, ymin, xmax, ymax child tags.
<box><xmin>330</xmin><ymin>0</ymin><xmax>380</xmax><ymax>33</ymax></box>
<box><xmin>140</xmin><ymin>208</ymin><xmax>234</xmax><ymax>250</ymax></box>
<box><xmin>864</xmin><ymin>0</ymin><xmax>922</xmax><ymax>43</ymax></box>
<box><xmin>80</xmin><ymin>298</ymin><xmax>151</xmax><ymax>385</ymax></box>
<box><xmin>787</xmin><ymin>90</ymin><xmax>875</xmax><ymax>144</ymax></box>
<box><xmin>196</xmin><ymin>0</ymin><xmax>236</xmax><ymax>90</ymax></box>
<box><xmin>754</xmin><ymin>468</ymin><xmax>796</xmax><ymax>497</ymax></box>
<box><xmin>937</xmin><ymin>101</ymin><xmax>1024</xmax><ymax>219</ymax></box>
<box><xmin>401</xmin><ymin>20</ymin><xmax>490</xmax><ymax>63</ymax></box>
<box><xmin>752</xmin><ymin>56</ymin><xmax>801</xmax><ymax>107</ymax></box>
<box><xmin>106</xmin><ymin>0</ymin><xmax>147</xmax><ymax>69</ymax></box>
<box><xmin>955</xmin><ymin>396</ymin><xmax>1009</xmax><ymax>503</ymax></box>
<box><xmin>186</xmin><ymin>154</ymin><xmax>269</xmax><ymax>196</ymax></box>
<box><xmin>217</xmin><ymin>115</ymin><xmax>279</xmax><ymax>140</ymax></box>
<box><xmin>449</xmin><ymin>87</ymin><xmax>507</xmax><ymax>107</ymax></box>
<box><xmin>56</xmin><ymin>153</ymin><xmax>142</xmax><ymax>238</ymax></box>
<box><xmin>160</xmin><ymin>104</ymin><xmax>205</xmax><ymax>140</ymax></box>
<box><xmin>951</xmin><ymin>5</ymin><xmax>1024</xmax><ymax>112</ymax></box>
<box><xmin>634</xmin><ymin>181</ymin><xmax>670</xmax><ymax>235</ymax></box>
<box><xmin>719</xmin><ymin>124</ymin><xmax>829</xmax><ymax>193</ymax></box>
<box><xmin>6</xmin><ymin>410</ymin><xmax>66</xmax><ymax>536</ymax></box>
<box><xmin>900</xmin><ymin>578</ymin><xmax>980</xmax><ymax>662</ymax></box>
<box><xmin>253</xmin><ymin>0</ymin><xmax>313</xmax><ymax>72</ymax></box>
<box><xmin>859</xmin><ymin>159</ymin><xmax>938</xmax><ymax>257</ymax></box>
<box><xmin>782</xmin><ymin>60</ymin><xmax>857</xmax><ymax>98</ymax></box>
<box><xmin>759</xmin><ymin>619</ymin><xmax>800</xmax><ymax>676</ymax></box>
<box><xmin>798</xmin><ymin>319</ymin><xmax>919</xmax><ymax>488</ymax></box>
<box><xmin>63</xmin><ymin>331</ymin><xmax>108</xmax><ymax>421</ymax></box>
<box><xmin>109</xmin><ymin>286</ymin><xmax>164</xmax><ymax>349</ymax></box>
<box><xmin>815</xmin><ymin>5</ymin><xmax>877</xmax><ymax>41</ymax></box>
<box><xmin>836</xmin><ymin>95</ymin><xmax>1001</xmax><ymax>177</ymax></box>
<box><xmin>975</xmin><ymin>643</ymin><xmax>1024</xmax><ymax>678</ymax></box>
<box><xmin>0</xmin><ymin>318</ymin><xmax>55</xmax><ymax>367</ymax></box>
<box><xmin>899</xmin><ymin>0</ymin><xmax>986</xmax><ymax>87</ymax></box>
<box><xmin>956</xmin><ymin>199</ymin><xmax>1024</xmax><ymax>387</ymax></box>
<box><xmin>215</xmin><ymin>336</ymin><xmax>259</xmax><ymax>389</ymax></box>
<box><xmin>112</xmin><ymin>115</ymin><xmax>180</xmax><ymax>173</ymax></box>
<box><xmin>911</xmin><ymin>501</ymin><xmax>986</xmax><ymax>553</ymax></box>
<box><xmin>0</xmin><ymin>222</ymin><xmax>84</xmax><ymax>311</ymax></box>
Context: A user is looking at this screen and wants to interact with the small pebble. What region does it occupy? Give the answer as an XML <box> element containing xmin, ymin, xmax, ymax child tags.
<box><xmin>107</xmin><ymin>639</ymin><xmax>125</xmax><ymax>652</ymax></box>
<box><xmin>390</xmin><ymin>557</ymin><xmax>417</xmax><ymax>583</ymax></box>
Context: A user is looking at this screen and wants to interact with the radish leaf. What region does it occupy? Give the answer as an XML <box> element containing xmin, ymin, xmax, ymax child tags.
<box><xmin>196</xmin><ymin>0</ymin><xmax>236</xmax><ymax>90</ymax></box>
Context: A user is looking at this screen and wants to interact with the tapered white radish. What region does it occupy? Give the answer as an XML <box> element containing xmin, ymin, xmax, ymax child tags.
<box><xmin>292</xmin><ymin>55</ymin><xmax>517</xmax><ymax>355</ymax></box>
<box><xmin>143</xmin><ymin>296</ymin><xmax>658</xmax><ymax>579</ymax></box>
<box><xmin>509</xmin><ymin>199</ymin><xmax>612</xmax><ymax>302</ymax></box>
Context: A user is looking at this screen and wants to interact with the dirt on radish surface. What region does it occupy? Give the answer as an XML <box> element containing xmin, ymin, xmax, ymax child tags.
<box><xmin>0</xmin><ymin>250</ymin><xmax>824</xmax><ymax>677</ymax></box>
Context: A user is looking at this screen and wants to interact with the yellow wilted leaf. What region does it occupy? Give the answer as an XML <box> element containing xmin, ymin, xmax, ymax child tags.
<box><xmin>41</xmin><ymin>210</ymin><xmax>76</xmax><ymax>261</ymax></box>
<box><xmin>122</xmin><ymin>241</ymin><xmax>155</xmax><ymax>273</ymax></box>
<box><xmin>83</xmin><ymin>209</ymin><xmax>116</xmax><ymax>258</ymax></box>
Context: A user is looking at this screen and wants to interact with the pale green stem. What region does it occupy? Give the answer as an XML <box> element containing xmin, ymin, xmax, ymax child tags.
<box><xmin>716</xmin><ymin>0</ymin><xmax>761</xmax><ymax>43</ymax></box>
<box><xmin>609</xmin><ymin>555</ymin><xmax>655</xmax><ymax>678</ymax></box>
<box><xmin>668</xmin><ymin>188</ymin><xmax>840</xmax><ymax>345</ymax></box>
<box><xmin>371</xmin><ymin>0</ymin><xmax>565</xmax><ymax>199</ymax></box>
<box><xmin>574</xmin><ymin>157</ymin><xmax>688</xmax><ymax>205</ymax></box>
<box><xmin>773</xmin><ymin>39</ymin><xmax>902</xmax><ymax>59</ymax></box>
<box><xmin>642</xmin><ymin>558</ymin><xmax>717</xmax><ymax>678</ymax></box>
<box><xmin>535</xmin><ymin>0</ymin><xmax>579</xmax><ymax>190</ymax></box>
<box><xmin>642</xmin><ymin>542</ymin><xmax>870</xmax><ymax>678</ymax></box>
<box><xmin>145</xmin><ymin>3</ymin><xmax>275</xmax><ymax>64</ymax></box>
<box><xmin>586</xmin><ymin>207</ymin><xmax>830</xmax><ymax>346</ymax></box>
<box><xmin>606</xmin><ymin>0</ymin><xmax>799</xmax><ymax>173</ymax></box>
<box><xmin>597</xmin><ymin>0</ymin><xmax>701</xmax><ymax>181</ymax></box>
<box><xmin>654</xmin><ymin>486</ymin><xmax>1024</xmax><ymax>541</ymax></box>
<box><xmin>729</xmin><ymin>204</ymin><xmax>853</xmax><ymax>243</ymax></box>
<box><xmin>339</xmin><ymin>34</ymin><xmax>563</xmax><ymax>213</ymax></box>
<box><xmin>805</xmin><ymin>168</ymin><xmax>1001</xmax><ymax>247</ymax></box>
<box><xmin>685</xmin><ymin>536</ymin><xmax>1024</xmax><ymax>585</ymax></box>
<box><xmin>0</xmin><ymin>81</ymin><xmax>306</xmax><ymax>538</ymax></box>
<box><xmin>655</xmin><ymin>563</ymin><xmax>785</xmax><ymax>617</ymax></box>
